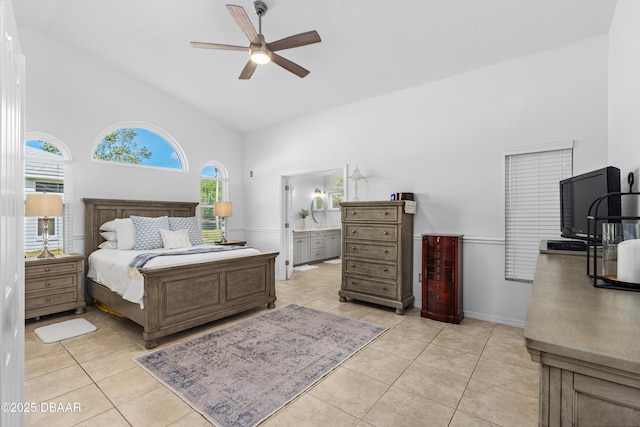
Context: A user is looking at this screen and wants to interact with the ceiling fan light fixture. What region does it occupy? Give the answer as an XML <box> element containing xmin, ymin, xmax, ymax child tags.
<box><xmin>250</xmin><ymin>47</ymin><xmax>271</xmax><ymax>64</ymax></box>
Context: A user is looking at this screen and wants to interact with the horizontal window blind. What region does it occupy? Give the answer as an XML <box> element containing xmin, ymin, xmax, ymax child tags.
<box><xmin>505</xmin><ymin>146</ymin><xmax>573</xmax><ymax>282</ymax></box>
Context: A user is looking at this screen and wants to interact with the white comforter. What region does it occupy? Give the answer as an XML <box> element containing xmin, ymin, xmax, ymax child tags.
<box><xmin>87</xmin><ymin>245</ymin><xmax>261</xmax><ymax>308</ymax></box>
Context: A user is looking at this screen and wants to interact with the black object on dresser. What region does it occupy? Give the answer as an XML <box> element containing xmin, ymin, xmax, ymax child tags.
<box><xmin>421</xmin><ymin>234</ymin><xmax>463</xmax><ymax>324</ymax></box>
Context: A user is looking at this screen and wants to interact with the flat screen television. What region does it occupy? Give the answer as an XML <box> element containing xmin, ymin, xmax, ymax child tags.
<box><xmin>560</xmin><ymin>166</ymin><xmax>621</xmax><ymax>241</ymax></box>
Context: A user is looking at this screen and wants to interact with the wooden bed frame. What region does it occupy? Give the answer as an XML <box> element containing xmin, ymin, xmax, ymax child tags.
<box><xmin>83</xmin><ymin>198</ymin><xmax>278</xmax><ymax>349</ymax></box>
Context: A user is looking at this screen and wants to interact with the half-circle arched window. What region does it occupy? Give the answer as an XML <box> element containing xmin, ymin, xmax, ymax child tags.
<box><xmin>92</xmin><ymin>123</ymin><xmax>187</xmax><ymax>171</ymax></box>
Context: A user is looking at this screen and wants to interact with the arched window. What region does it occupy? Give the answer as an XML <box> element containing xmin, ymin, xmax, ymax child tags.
<box><xmin>200</xmin><ymin>163</ymin><xmax>229</xmax><ymax>243</ymax></box>
<box><xmin>24</xmin><ymin>133</ymin><xmax>73</xmax><ymax>256</ymax></box>
<box><xmin>92</xmin><ymin>123</ymin><xmax>187</xmax><ymax>171</ymax></box>
<box><xmin>328</xmin><ymin>175</ymin><xmax>344</xmax><ymax>209</ymax></box>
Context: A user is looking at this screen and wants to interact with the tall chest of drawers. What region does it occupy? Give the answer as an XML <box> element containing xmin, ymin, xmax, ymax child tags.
<box><xmin>25</xmin><ymin>254</ymin><xmax>86</xmax><ymax>319</ymax></box>
<box><xmin>339</xmin><ymin>201</ymin><xmax>414</xmax><ymax>314</ymax></box>
<box><xmin>421</xmin><ymin>234</ymin><xmax>463</xmax><ymax>323</ymax></box>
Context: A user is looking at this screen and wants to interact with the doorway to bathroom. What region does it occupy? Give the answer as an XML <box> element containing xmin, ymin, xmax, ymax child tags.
<box><xmin>281</xmin><ymin>166</ymin><xmax>347</xmax><ymax>279</ymax></box>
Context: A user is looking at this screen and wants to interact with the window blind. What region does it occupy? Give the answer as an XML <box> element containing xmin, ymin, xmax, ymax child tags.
<box><xmin>505</xmin><ymin>145</ymin><xmax>573</xmax><ymax>282</ymax></box>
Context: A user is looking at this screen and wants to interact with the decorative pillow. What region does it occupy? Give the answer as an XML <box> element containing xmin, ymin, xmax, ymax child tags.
<box><xmin>115</xmin><ymin>218</ymin><xmax>136</xmax><ymax>250</ymax></box>
<box><xmin>131</xmin><ymin>215</ymin><xmax>170</xmax><ymax>250</ymax></box>
<box><xmin>100</xmin><ymin>231</ymin><xmax>117</xmax><ymax>242</ymax></box>
<box><xmin>98</xmin><ymin>241</ymin><xmax>118</xmax><ymax>249</ymax></box>
<box><xmin>159</xmin><ymin>229</ymin><xmax>192</xmax><ymax>250</ymax></box>
<box><xmin>169</xmin><ymin>216</ymin><xmax>203</xmax><ymax>246</ymax></box>
<box><xmin>99</xmin><ymin>219</ymin><xmax>116</xmax><ymax>232</ymax></box>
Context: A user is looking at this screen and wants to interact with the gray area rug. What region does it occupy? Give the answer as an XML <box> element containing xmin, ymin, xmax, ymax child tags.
<box><xmin>135</xmin><ymin>304</ymin><xmax>387</xmax><ymax>427</ymax></box>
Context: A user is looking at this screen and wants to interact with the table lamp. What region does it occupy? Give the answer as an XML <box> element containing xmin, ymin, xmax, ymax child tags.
<box><xmin>214</xmin><ymin>201</ymin><xmax>233</xmax><ymax>243</ymax></box>
<box><xmin>25</xmin><ymin>193</ymin><xmax>63</xmax><ymax>258</ymax></box>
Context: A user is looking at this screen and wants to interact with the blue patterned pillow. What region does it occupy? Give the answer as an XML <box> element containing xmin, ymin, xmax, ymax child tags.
<box><xmin>169</xmin><ymin>216</ymin><xmax>203</xmax><ymax>246</ymax></box>
<box><xmin>131</xmin><ymin>216</ymin><xmax>170</xmax><ymax>250</ymax></box>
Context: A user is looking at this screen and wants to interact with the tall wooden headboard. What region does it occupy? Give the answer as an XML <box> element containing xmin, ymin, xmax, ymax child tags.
<box><xmin>83</xmin><ymin>198</ymin><xmax>198</xmax><ymax>255</ymax></box>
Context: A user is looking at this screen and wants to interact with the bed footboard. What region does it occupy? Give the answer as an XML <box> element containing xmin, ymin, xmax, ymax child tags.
<box><xmin>88</xmin><ymin>251</ymin><xmax>278</xmax><ymax>349</ymax></box>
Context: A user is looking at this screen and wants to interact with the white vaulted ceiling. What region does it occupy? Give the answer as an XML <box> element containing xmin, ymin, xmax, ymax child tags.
<box><xmin>14</xmin><ymin>0</ymin><xmax>617</xmax><ymax>133</ymax></box>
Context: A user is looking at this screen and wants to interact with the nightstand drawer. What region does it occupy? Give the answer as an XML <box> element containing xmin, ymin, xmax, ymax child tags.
<box><xmin>26</xmin><ymin>289</ymin><xmax>78</xmax><ymax>311</ymax></box>
<box><xmin>25</xmin><ymin>261</ymin><xmax>79</xmax><ymax>278</ymax></box>
<box><xmin>26</xmin><ymin>275</ymin><xmax>77</xmax><ymax>292</ymax></box>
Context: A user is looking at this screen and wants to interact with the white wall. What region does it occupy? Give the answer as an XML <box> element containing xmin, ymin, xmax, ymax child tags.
<box><xmin>609</xmin><ymin>0</ymin><xmax>640</xmax><ymax>211</ymax></box>
<box><xmin>244</xmin><ymin>36</ymin><xmax>609</xmax><ymax>327</ymax></box>
<box><xmin>19</xmin><ymin>28</ymin><xmax>245</xmax><ymax>253</ymax></box>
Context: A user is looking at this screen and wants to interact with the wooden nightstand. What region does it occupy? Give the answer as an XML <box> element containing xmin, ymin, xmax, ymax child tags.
<box><xmin>25</xmin><ymin>253</ymin><xmax>86</xmax><ymax>319</ymax></box>
<box><xmin>216</xmin><ymin>240</ymin><xmax>247</xmax><ymax>246</ymax></box>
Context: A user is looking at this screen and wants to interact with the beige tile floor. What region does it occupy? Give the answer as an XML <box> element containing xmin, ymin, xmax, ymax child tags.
<box><xmin>25</xmin><ymin>262</ymin><xmax>539</xmax><ymax>426</ymax></box>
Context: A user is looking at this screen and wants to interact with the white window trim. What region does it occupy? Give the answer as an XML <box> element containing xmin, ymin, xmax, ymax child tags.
<box><xmin>90</xmin><ymin>121</ymin><xmax>189</xmax><ymax>172</ymax></box>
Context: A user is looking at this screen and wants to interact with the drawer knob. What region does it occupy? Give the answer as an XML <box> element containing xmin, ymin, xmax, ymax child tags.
<box><xmin>383</xmin><ymin>268</ymin><xmax>388</xmax><ymax>272</ymax></box>
<box><xmin>45</xmin><ymin>282</ymin><xmax>51</xmax><ymax>287</ymax></box>
<box><xmin>45</xmin><ymin>267</ymin><xmax>51</xmax><ymax>272</ymax></box>
<box><xmin>383</xmin><ymin>231</ymin><xmax>389</xmax><ymax>235</ymax></box>
<box><xmin>351</xmin><ymin>246</ymin><xmax>356</xmax><ymax>250</ymax></box>
<box><xmin>436</xmin><ymin>260</ymin><xmax>441</xmax><ymax>266</ymax></box>
<box><xmin>383</xmin><ymin>287</ymin><xmax>388</xmax><ymax>291</ymax></box>
<box><xmin>436</xmin><ymin>284</ymin><xmax>441</xmax><ymax>290</ymax></box>
<box><xmin>383</xmin><ymin>211</ymin><xmax>388</xmax><ymax>215</ymax></box>
<box><xmin>436</xmin><ymin>275</ymin><xmax>441</xmax><ymax>281</ymax></box>
<box><xmin>351</xmin><ymin>211</ymin><xmax>357</xmax><ymax>215</ymax></box>
<box><xmin>45</xmin><ymin>297</ymin><xmax>51</xmax><ymax>302</ymax></box>
<box><xmin>351</xmin><ymin>230</ymin><xmax>357</xmax><ymax>234</ymax></box>
<box><xmin>436</xmin><ymin>294</ymin><xmax>441</xmax><ymax>301</ymax></box>
<box><xmin>383</xmin><ymin>249</ymin><xmax>388</xmax><ymax>253</ymax></box>
<box><xmin>436</xmin><ymin>267</ymin><xmax>440</xmax><ymax>273</ymax></box>
<box><xmin>351</xmin><ymin>264</ymin><xmax>356</xmax><ymax>267</ymax></box>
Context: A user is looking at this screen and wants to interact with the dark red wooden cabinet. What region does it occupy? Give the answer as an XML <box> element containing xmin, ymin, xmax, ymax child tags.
<box><xmin>421</xmin><ymin>234</ymin><xmax>463</xmax><ymax>324</ymax></box>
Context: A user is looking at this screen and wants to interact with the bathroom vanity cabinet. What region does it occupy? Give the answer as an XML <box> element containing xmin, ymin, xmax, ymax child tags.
<box><xmin>293</xmin><ymin>229</ymin><xmax>341</xmax><ymax>266</ymax></box>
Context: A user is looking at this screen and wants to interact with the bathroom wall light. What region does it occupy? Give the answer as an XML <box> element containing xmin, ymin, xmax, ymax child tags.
<box><xmin>312</xmin><ymin>188</ymin><xmax>326</xmax><ymax>198</ymax></box>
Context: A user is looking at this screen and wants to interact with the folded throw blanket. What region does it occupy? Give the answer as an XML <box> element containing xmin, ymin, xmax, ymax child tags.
<box><xmin>127</xmin><ymin>245</ymin><xmax>249</xmax><ymax>278</ymax></box>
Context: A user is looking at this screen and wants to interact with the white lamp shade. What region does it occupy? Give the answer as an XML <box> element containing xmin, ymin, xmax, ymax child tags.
<box><xmin>25</xmin><ymin>193</ymin><xmax>63</xmax><ymax>218</ymax></box>
<box><xmin>214</xmin><ymin>201</ymin><xmax>233</xmax><ymax>217</ymax></box>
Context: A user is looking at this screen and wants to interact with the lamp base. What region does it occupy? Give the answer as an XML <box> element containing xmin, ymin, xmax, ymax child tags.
<box><xmin>37</xmin><ymin>248</ymin><xmax>56</xmax><ymax>259</ymax></box>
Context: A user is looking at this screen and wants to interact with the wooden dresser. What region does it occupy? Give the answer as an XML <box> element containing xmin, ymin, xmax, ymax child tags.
<box><xmin>525</xmin><ymin>253</ymin><xmax>640</xmax><ymax>426</ymax></box>
<box><xmin>25</xmin><ymin>253</ymin><xmax>86</xmax><ymax>319</ymax></box>
<box><xmin>339</xmin><ymin>201</ymin><xmax>414</xmax><ymax>314</ymax></box>
<box><xmin>421</xmin><ymin>234</ymin><xmax>464</xmax><ymax>323</ymax></box>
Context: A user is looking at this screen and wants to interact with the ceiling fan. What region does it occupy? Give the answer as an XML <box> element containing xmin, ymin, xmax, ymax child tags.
<box><xmin>191</xmin><ymin>1</ymin><xmax>321</xmax><ymax>79</ymax></box>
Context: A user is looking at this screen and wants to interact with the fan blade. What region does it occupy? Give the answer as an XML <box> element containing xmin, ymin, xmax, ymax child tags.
<box><xmin>191</xmin><ymin>42</ymin><xmax>248</xmax><ymax>52</ymax></box>
<box><xmin>239</xmin><ymin>60</ymin><xmax>258</xmax><ymax>80</ymax></box>
<box><xmin>267</xmin><ymin>30</ymin><xmax>321</xmax><ymax>52</ymax></box>
<box><xmin>227</xmin><ymin>4</ymin><xmax>259</xmax><ymax>45</ymax></box>
<box><xmin>271</xmin><ymin>53</ymin><xmax>310</xmax><ymax>78</ymax></box>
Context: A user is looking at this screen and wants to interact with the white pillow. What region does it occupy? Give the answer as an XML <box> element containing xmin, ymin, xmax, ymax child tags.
<box><xmin>98</xmin><ymin>241</ymin><xmax>118</xmax><ymax>249</ymax></box>
<box><xmin>131</xmin><ymin>215</ymin><xmax>170</xmax><ymax>250</ymax></box>
<box><xmin>169</xmin><ymin>216</ymin><xmax>203</xmax><ymax>246</ymax></box>
<box><xmin>159</xmin><ymin>229</ymin><xmax>192</xmax><ymax>250</ymax></box>
<box><xmin>115</xmin><ymin>218</ymin><xmax>136</xmax><ymax>250</ymax></box>
<box><xmin>100</xmin><ymin>231</ymin><xmax>117</xmax><ymax>241</ymax></box>
<box><xmin>99</xmin><ymin>219</ymin><xmax>116</xmax><ymax>232</ymax></box>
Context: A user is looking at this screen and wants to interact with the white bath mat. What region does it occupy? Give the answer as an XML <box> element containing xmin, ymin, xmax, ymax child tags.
<box><xmin>34</xmin><ymin>318</ymin><xmax>97</xmax><ymax>343</ymax></box>
<box><xmin>293</xmin><ymin>265</ymin><xmax>319</xmax><ymax>272</ymax></box>
<box><xmin>323</xmin><ymin>259</ymin><xmax>342</xmax><ymax>264</ymax></box>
